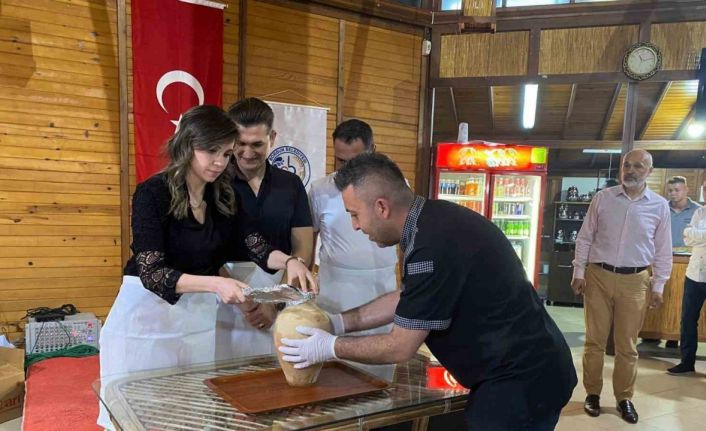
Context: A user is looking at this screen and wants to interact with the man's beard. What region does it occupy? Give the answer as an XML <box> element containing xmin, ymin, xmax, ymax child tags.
<box><xmin>622</xmin><ymin>177</ymin><xmax>645</xmax><ymax>188</ymax></box>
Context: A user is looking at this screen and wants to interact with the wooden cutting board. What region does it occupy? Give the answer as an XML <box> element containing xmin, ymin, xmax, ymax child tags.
<box><xmin>204</xmin><ymin>362</ymin><xmax>390</xmax><ymax>414</ymax></box>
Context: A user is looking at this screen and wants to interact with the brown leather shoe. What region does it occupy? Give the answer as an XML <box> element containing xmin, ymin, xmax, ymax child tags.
<box><xmin>617</xmin><ymin>399</ymin><xmax>638</xmax><ymax>424</ymax></box>
<box><xmin>584</xmin><ymin>394</ymin><xmax>600</xmax><ymax>417</ymax></box>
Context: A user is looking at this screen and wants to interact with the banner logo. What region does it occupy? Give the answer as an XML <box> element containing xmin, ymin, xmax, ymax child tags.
<box><xmin>269</xmin><ymin>146</ymin><xmax>311</xmax><ymax>186</ymax></box>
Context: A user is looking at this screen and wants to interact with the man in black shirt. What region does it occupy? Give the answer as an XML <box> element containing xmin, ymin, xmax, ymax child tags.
<box><xmin>226</xmin><ymin>98</ymin><xmax>313</xmax><ymax>329</ymax></box>
<box><xmin>279</xmin><ymin>153</ymin><xmax>577</xmax><ymax>430</ymax></box>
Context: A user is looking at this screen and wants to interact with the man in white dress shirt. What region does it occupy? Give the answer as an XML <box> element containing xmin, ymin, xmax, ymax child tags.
<box><xmin>571</xmin><ymin>149</ymin><xmax>671</xmax><ymax>424</ymax></box>
<box><xmin>309</xmin><ymin>120</ymin><xmax>399</xmax><ymax>334</ymax></box>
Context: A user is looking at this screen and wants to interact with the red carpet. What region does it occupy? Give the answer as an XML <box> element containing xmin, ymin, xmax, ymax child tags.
<box><xmin>23</xmin><ymin>356</ymin><xmax>101</xmax><ymax>431</ymax></box>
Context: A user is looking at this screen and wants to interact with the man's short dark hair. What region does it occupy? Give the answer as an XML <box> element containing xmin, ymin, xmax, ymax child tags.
<box><xmin>333</xmin><ymin>119</ymin><xmax>373</xmax><ymax>150</ymax></box>
<box><xmin>667</xmin><ymin>176</ymin><xmax>687</xmax><ymax>186</ymax></box>
<box><xmin>227</xmin><ymin>97</ymin><xmax>274</xmax><ymax>131</ymax></box>
<box><xmin>334</xmin><ymin>153</ymin><xmax>412</xmax><ymax>206</ymax></box>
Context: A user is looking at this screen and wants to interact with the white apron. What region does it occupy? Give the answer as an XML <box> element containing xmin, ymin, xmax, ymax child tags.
<box><xmin>215</xmin><ymin>262</ymin><xmax>282</xmax><ymax>361</ymax></box>
<box><xmin>316</xmin><ymin>262</ymin><xmax>398</xmax><ymax>381</ymax></box>
<box><xmin>98</xmin><ymin>276</ymin><xmax>219</xmax><ymax>429</ymax></box>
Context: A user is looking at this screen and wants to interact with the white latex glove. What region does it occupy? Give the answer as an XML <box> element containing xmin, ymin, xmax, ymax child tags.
<box><xmin>278</xmin><ymin>326</ymin><xmax>337</xmax><ymax>369</ymax></box>
<box><xmin>326</xmin><ymin>312</ymin><xmax>345</xmax><ymax>335</ymax></box>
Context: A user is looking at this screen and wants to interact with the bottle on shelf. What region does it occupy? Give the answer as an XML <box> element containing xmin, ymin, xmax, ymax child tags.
<box><xmin>512</xmin><ymin>241</ymin><xmax>523</xmax><ymax>258</ymax></box>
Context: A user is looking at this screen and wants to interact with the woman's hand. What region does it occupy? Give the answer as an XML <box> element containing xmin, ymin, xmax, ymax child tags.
<box><xmin>214</xmin><ymin>277</ymin><xmax>248</xmax><ymax>304</ymax></box>
<box><xmin>286</xmin><ymin>257</ymin><xmax>318</xmax><ymax>294</ymax></box>
<box><xmin>244</xmin><ymin>303</ymin><xmax>277</xmax><ymax>330</ymax></box>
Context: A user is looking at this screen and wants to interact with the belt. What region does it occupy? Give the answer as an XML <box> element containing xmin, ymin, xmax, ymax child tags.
<box><xmin>596</xmin><ymin>262</ymin><xmax>648</xmax><ymax>274</ymax></box>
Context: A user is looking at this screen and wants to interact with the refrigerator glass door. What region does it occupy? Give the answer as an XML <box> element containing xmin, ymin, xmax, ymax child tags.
<box><xmin>436</xmin><ymin>172</ymin><xmax>486</xmax><ymax>215</ymax></box>
<box><xmin>490</xmin><ymin>174</ymin><xmax>542</xmax><ymax>280</ymax></box>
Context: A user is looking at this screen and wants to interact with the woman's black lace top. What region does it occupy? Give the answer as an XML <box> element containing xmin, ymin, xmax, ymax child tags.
<box><xmin>123</xmin><ymin>174</ymin><xmax>273</xmax><ymax>304</ymax></box>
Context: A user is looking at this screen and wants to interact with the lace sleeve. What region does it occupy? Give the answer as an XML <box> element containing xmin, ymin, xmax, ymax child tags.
<box><xmin>135</xmin><ymin>251</ymin><xmax>184</xmax><ymax>305</ymax></box>
<box><xmin>244</xmin><ymin>232</ymin><xmax>274</xmax><ymax>271</ymax></box>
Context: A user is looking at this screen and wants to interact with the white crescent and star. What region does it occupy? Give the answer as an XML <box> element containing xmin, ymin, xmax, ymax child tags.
<box><xmin>155</xmin><ymin>70</ymin><xmax>205</xmax><ymax>130</ymax></box>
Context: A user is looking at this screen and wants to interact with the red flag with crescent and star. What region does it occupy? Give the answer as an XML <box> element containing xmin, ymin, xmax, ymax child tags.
<box><xmin>131</xmin><ymin>0</ymin><xmax>225</xmax><ymax>183</ymax></box>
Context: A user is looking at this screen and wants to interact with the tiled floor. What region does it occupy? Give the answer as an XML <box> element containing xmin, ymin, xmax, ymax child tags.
<box><xmin>548</xmin><ymin>305</ymin><xmax>706</xmax><ymax>431</ymax></box>
<box><xmin>1</xmin><ymin>305</ymin><xmax>704</xmax><ymax>431</ymax></box>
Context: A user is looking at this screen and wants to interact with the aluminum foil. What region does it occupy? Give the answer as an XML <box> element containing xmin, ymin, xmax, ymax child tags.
<box><xmin>242</xmin><ymin>284</ymin><xmax>314</xmax><ymax>305</ymax></box>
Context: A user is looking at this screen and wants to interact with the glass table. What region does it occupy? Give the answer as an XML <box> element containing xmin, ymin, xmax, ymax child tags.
<box><xmin>94</xmin><ymin>354</ymin><xmax>468</xmax><ymax>430</ymax></box>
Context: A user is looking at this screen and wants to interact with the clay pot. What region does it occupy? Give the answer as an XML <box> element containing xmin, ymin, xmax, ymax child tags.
<box><xmin>273</xmin><ymin>302</ymin><xmax>332</xmax><ymax>386</ymax></box>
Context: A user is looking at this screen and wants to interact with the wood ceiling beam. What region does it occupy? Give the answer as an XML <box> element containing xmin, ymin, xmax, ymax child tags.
<box><xmin>432</xmin><ymin>0</ymin><xmax>706</xmax><ymax>31</ymax></box>
<box><xmin>562</xmin><ymin>84</ymin><xmax>577</xmax><ymax>139</ymax></box>
<box><xmin>599</xmin><ymin>83</ymin><xmax>622</xmax><ymax>140</ymax></box>
<box><xmin>638</xmin><ymin>81</ymin><xmax>671</xmax><ymax>140</ymax></box>
<box><xmin>305</xmin><ymin>0</ymin><xmax>431</xmax><ymax>26</ymax></box>
<box><xmin>673</xmin><ymin>105</ymin><xmax>696</xmax><ymax>140</ymax></box>
<box><xmin>621</xmin><ymin>83</ymin><xmax>639</xmax><ymax>153</ymax></box>
<box><xmin>260</xmin><ymin>0</ymin><xmax>426</xmax><ymax>34</ymax></box>
<box><xmin>431</xmin><ymin>70</ymin><xmax>696</xmax><ymax>89</ymax></box>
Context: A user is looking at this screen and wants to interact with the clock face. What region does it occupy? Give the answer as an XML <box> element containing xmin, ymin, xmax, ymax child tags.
<box><xmin>623</xmin><ymin>43</ymin><xmax>662</xmax><ymax>80</ymax></box>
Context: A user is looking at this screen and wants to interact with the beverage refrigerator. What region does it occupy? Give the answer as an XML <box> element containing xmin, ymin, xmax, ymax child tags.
<box><xmin>432</xmin><ymin>141</ymin><xmax>548</xmax><ymax>287</ymax></box>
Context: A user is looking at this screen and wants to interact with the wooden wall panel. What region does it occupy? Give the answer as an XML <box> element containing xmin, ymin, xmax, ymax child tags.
<box><xmin>565</xmin><ymin>84</ymin><xmax>617</xmax><ymax>139</ymax></box>
<box><xmin>643</xmin><ymin>80</ymin><xmax>697</xmax><ymax>140</ymax></box>
<box><xmin>0</xmin><ymin>0</ymin><xmax>121</xmax><ymax>339</ymax></box>
<box><xmin>603</xmin><ymin>84</ymin><xmax>627</xmax><ymax>141</ymax></box>
<box><xmin>343</xmin><ymin>21</ymin><xmax>422</xmax><ymax>185</ymax></box>
<box><xmin>649</xmin><ymin>168</ymin><xmax>702</xmax><ymax>200</ymax></box>
<box><xmin>492</xmin><ymin>85</ymin><xmax>523</xmax><ymax>137</ymax></box>
<box><xmin>532</xmin><ymin>84</ymin><xmax>572</xmax><ymax>138</ymax></box>
<box><xmin>456</xmin><ymin>87</ymin><xmax>493</xmax><ymax>137</ymax></box>
<box><xmin>539</xmin><ymin>26</ymin><xmax>638</xmax><ymax>75</ymax></box>
<box><xmin>439</xmin><ymin>32</ymin><xmax>529</xmax><ymax>78</ymax></box>
<box><xmin>244</xmin><ymin>1</ymin><xmax>339</xmax><ymax>173</ymax></box>
<box><xmin>463</xmin><ymin>0</ymin><xmax>493</xmax><ymax>17</ymax></box>
<box><xmin>646</xmin><ymin>168</ymin><xmax>667</xmax><ymax>197</ymax></box>
<box><xmin>652</xmin><ymin>22</ymin><xmax>706</xmax><ymax>71</ymax></box>
<box><xmin>1</xmin><ymin>0</ymin><xmax>423</xmax><ymax>340</ymax></box>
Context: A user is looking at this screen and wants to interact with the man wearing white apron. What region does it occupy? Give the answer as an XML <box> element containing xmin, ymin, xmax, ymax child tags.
<box><xmin>218</xmin><ymin>98</ymin><xmax>314</xmax><ymax>360</ymax></box>
<box><xmin>309</xmin><ymin>119</ymin><xmax>399</xmax><ymax>330</ymax></box>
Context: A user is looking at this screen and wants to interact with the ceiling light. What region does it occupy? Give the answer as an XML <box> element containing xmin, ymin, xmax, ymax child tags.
<box><xmin>688</xmin><ymin>123</ymin><xmax>705</xmax><ymax>138</ymax></box>
<box><xmin>582</xmin><ymin>149</ymin><xmax>622</xmax><ymax>154</ymax></box>
<box><xmin>523</xmin><ymin>84</ymin><xmax>538</xmax><ymax>129</ymax></box>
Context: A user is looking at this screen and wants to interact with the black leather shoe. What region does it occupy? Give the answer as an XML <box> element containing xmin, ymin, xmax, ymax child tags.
<box><xmin>667</xmin><ymin>363</ymin><xmax>695</xmax><ymax>375</ymax></box>
<box><xmin>666</xmin><ymin>340</ymin><xmax>679</xmax><ymax>349</ymax></box>
<box><xmin>617</xmin><ymin>400</ymin><xmax>638</xmax><ymax>424</ymax></box>
<box><xmin>584</xmin><ymin>394</ymin><xmax>600</xmax><ymax>417</ymax></box>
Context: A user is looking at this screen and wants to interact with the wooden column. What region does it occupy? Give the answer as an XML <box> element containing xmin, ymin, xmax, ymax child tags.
<box><xmin>238</xmin><ymin>0</ymin><xmax>248</xmax><ymax>99</ymax></box>
<box><xmin>336</xmin><ymin>20</ymin><xmax>346</xmax><ymax>125</ymax></box>
<box><xmin>621</xmin><ymin>82</ymin><xmax>639</xmax><ymax>155</ymax></box>
<box><xmin>117</xmin><ymin>0</ymin><xmax>130</xmax><ymax>266</ymax></box>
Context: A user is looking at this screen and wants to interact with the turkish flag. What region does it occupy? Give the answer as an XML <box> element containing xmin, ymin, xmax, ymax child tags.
<box><xmin>132</xmin><ymin>0</ymin><xmax>225</xmax><ymax>183</ymax></box>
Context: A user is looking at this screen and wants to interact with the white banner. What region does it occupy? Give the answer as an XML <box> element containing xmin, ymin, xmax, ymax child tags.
<box><xmin>266</xmin><ymin>101</ymin><xmax>328</xmax><ymax>190</ymax></box>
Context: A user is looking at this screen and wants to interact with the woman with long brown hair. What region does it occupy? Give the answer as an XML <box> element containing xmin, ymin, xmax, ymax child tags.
<box><xmin>98</xmin><ymin>105</ymin><xmax>316</xmax><ymax>429</ymax></box>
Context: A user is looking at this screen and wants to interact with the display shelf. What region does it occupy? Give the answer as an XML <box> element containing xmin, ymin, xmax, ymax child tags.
<box><xmin>556</xmin><ymin>218</ymin><xmax>584</xmax><ymax>222</ymax></box>
<box><xmin>506</xmin><ymin>236</ymin><xmax>530</xmax><ymax>240</ymax></box>
<box><xmin>493</xmin><ymin>215</ymin><xmax>531</xmax><ymax>219</ymax></box>
<box><xmin>494</xmin><ymin>197</ymin><xmax>533</xmax><ymax>202</ymax></box>
<box><xmin>438</xmin><ymin>194</ymin><xmax>484</xmax><ymax>201</ymax></box>
<box><xmin>555</xmin><ymin>201</ymin><xmax>591</xmax><ymax>205</ymax></box>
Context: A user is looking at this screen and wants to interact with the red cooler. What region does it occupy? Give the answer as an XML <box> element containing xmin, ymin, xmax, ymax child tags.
<box><xmin>432</xmin><ymin>141</ymin><xmax>548</xmax><ymax>287</ymax></box>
